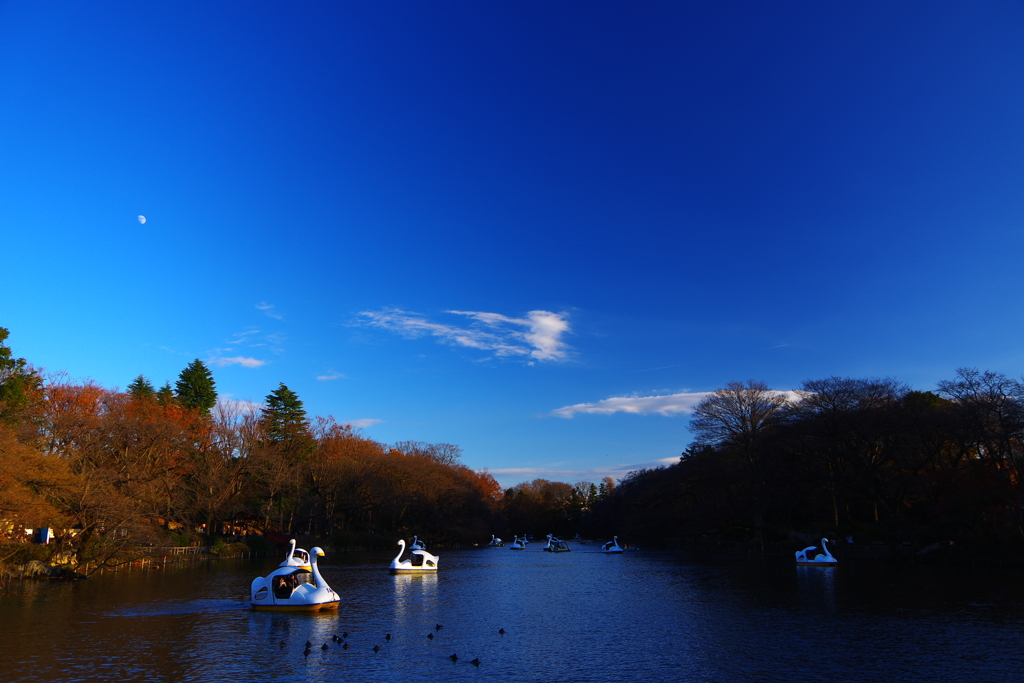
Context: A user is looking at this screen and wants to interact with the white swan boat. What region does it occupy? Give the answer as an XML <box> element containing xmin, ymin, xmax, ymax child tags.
<box><xmin>601</xmin><ymin>536</ymin><xmax>624</xmax><ymax>554</ymax></box>
<box><xmin>543</xmin><ymin>534</ymin><xmax>571</xmax><ymax>552</ymax></box>
<box><xmin>279</xmin><ymin>539</ymin><xmax>312</xmax><ymax>567</ymax></box>
<box><xmin>796</xmin><ymin>538</ymin><xmax>838</xmax><ymax>566</ymax></box>
<box><xmin>410</xmin><ymin>535</ymin><xmax>427</xmax><ymax>550</ymax></box>
<box><xmin>250</xmin><ymin>540</ymin><xmax>340</xmax><ymax>611</ymax></box>
<box><xmin>509</xmin><ymin>535</ymin><xmax>526</xmax><ymax>550</ymax></box>
<box><xmin>389</xmin><ymin>539</ymin><xmax>439</xmax><ymax>573</ymax></box>
<box><xmin>487</xmin><ymin>534</ymin><xmax>504</xmax><ymax>547</ymax></box>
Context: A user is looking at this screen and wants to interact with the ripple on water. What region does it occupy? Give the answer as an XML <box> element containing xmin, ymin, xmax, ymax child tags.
<box><xmin>2</xmin><ymin>552</ymin><xmax>1024</xmax><ymax>682</ymax></box>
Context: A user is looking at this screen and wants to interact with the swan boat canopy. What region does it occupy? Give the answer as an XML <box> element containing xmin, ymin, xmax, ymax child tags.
<box><xmin>601</xmin><ymin>536</ymin><xmax>624</xmax><ymax>554</ymax></box>
<box><xmin>250</xmin><ymin>541</ymin><xmax>340</xmax><ymax>611</ymax></box>
<box><xmin>795</xmin><ymin>538</ymin><xmax>838</xmax><ymax>566</ymax></box>
<box><xmin>389</xmin><ymin>539</ymin><xmax>439</xmax><ymax>573</ymax></box>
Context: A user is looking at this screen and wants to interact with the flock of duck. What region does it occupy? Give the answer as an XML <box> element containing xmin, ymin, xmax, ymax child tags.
<box><xmin>250</xmin><ymin>537</ymin><xmax>507</xmax><ymax>665</ymax></box>
<box><xmin>274</xmin><ymin>625</ymin><xmax>487</xmax><ymax>666</ymax></box>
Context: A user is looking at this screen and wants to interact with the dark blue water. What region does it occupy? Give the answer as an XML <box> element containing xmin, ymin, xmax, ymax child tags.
<box><xmin>2</xmin><ymin>545</ymin><xmax>1023</xmax><ymax>682</ymax></box>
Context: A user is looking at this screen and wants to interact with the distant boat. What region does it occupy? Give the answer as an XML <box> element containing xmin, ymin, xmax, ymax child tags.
<box><xmin>544</xmin><ymin>534</ymin><xmax>571</xmax><ymax>553</ymax></box>
<box><xmin>250</xmin><ymin>541</ymin><xmax>340</xmax><ymax>611</ymax></box>
<box><xmin>280</xmin><ymin>539</ymin><xmax>311</xmax><ymax>567</ymax></box>
<box><xmin>389</xmin><ymin>539</ymin><xmax>439</xmax><ymax>573</ymax></box>
<box><xmin>796</xmin><ymin>538</ymin><xmax>837</xmax><ymax>566</ymax></box>
<box><xmin>411</xmin><ymin>536</ymin><xmax>426</xmax><ymax>550</ymax></box>
<box><xmin>487</xmin><ymin>534</ymin><xmax>504</xmax><ymax>547</ymax></box>
<box><xmin>509</xmin><ymin>535</ymin><xmax>526</xmax><ymax>550</ymax></box>
<box><xmin>601</xmin><ymin>536</ymin><xmax>623</xmax><ymax>554</ymax></box>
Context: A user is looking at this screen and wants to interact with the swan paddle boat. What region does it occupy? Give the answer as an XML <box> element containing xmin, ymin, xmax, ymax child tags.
<box><xmin>509</xmin><ymin>535</ymin><xmax>526</xmax><ymax>550</ymax></box>
<box><xmin>487</xmin><ymin>534</ymin><xmax>504</xmax><ymax>547</ymax></box>
<box><xmin>543</xmin><ymin>534</ymin><xmax>571</xmax><ymax>552</ymax></box>
<box><xmin>410</xmin><ymin>535</ymin><xmax>427</xmax><ymax>550</ymax></box>
<box><xmin>389</xmin><ymin>539</ymin><xmax>439</xmax><ymax>573</ymax></box>
<box><xmin>250</xmin><ymin>541</ymin><xmax>340</xmax><ymax>611</ymax></box>
<box><xmin>796</xmin><ymin>538</ymin><xmax>838</xmax><ymax>566</ymax></box>
<box><xmin>601</xmin><ymin>536</ymin><xmax>624</xmax><ymax>554</ymax></box>
<box><xmin>278</xmin><ymin>539</ymin><xmax>312</xmax><ymax>567</ymax></box>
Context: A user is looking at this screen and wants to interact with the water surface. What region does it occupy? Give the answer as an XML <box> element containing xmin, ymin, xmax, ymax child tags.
<box><xmin>2</xmin><ymin>545</ymin><xmax>1023</xmax><ymax>682</ymax></box>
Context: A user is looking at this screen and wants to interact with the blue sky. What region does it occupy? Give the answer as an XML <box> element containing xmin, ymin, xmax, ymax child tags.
<box><xmin>2</xmin><ymin>2</ymin><xmax>1023</xmax><ymax>488</ymax></box>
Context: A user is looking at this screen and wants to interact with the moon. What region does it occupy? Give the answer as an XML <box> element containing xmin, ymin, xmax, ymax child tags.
<box><xmin>137</xmin><ymin>215</ymin><xmax>147</xmax><ymax>224</ymax></box>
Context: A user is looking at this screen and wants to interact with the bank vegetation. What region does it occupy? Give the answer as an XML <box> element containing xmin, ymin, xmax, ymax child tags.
<box><xmin>2</xmin><ymin>326</ymin><xmax>1023</xmax><ymax>574</ymax></box>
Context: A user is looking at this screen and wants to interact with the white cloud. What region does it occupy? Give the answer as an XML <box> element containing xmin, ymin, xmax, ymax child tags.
<box><xmin>346</xmin><ymin>418</ymin><xmax>383</xmax><ymax>429</ymax></box>
<box><xmin>550</xmin><ymin>392</ymin><xmax>709</xmax><ymax>418</ymax></box>
<box><xmin>317</xmin><ymin>370</ymin><xmax>346</xmax><ymax>381</ymax></box>
<box><xmin>209</xmin><ymin>356</ymin><xmax>267</xmax><ymax>368</ymax></box>
<box><xmin>358</xmin><ymin>307</ymin><xmax>571</xmax><ymax>362</ymax></box>
<box><xmin>257</xmin><ymin>302</ymin><xmax>283</xmax><ymax>320</ymax></box>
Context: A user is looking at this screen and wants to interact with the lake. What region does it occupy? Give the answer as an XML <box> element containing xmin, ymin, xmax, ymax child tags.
<box><xmin>2</xmin><ymin>543</ymin><xmax>1023</xmax><ymax>682</ymax></box>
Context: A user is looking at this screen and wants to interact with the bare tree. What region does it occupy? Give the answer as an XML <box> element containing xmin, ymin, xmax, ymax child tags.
<box><xmin>690</xmin><ymin>380</ymin><xmax>790</xmax><ymax>462</ymax></box>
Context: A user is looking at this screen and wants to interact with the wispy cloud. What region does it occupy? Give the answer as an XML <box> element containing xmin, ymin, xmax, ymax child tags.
<box><xmin>346</xmin><ymin>418</ymin><xmax>383</xmax><ymax>429</ymax></box>
<box><xmin>214</xmin><ymin>397</ymin><xmax>263</xmax><ymax>417</ymax></box>
<box><xmin>209</xmin><ymin>355</ymin><xmax>267</xmax><ymax>368</ymax></box>
<box><xmin>317</xmin><ymin>370</ymin><xmax>346</xmax><ymax>381</ymax></box>
<box><xmin>256</xmin><ymin>302</ymin><xmax>283</xmax><ymax>320</ymax></box>
<box><xmin>550</xmin><ymin>392</ymin><xmax>709</xmax><ymax>418</ymax></box>
<box><xmin>357</xmin><ymin>307</ymin><xmax>571</xmax><ymax>362</ymax></box>
<box><xmin>227</xmin><ymin>329</ymin><xmax>260</xmax><ymax>345</ymax></box>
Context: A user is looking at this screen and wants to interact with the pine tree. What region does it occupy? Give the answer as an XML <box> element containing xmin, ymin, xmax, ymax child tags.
<box><xmin>261</xmin><ymin>383</ymin><xmax>314</xmax><ymax>459</ymax></box>
<box><xmin>127</xmin><ymin>374</ymin><xmax>156</xmax><ymax>400</ymax></box>
<box><xmin>156</xmin><ymin>382</ymin><xmax>176</xmax><ymax>406</ymax></box>
<box><xmin>261</xmin><ymin>383</ymin><xmax>308</xmax><ymax>442</ymax></box>
<box><xmin>0</xmin><ymin>327</ymin><xmax>41</xmax><ymax>424</ymax></box>
<box><xmin>175</xmin><ymin>359</ymin><xmax>217</xmax><ymax>414</ymax></box>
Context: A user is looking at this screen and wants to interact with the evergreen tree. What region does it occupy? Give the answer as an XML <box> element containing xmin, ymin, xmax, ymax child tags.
<box><xmin>261</xmin><ymin>383</ymin><xmax>309</xmax><ymax>443</ymax></box>
<box><xmin>261</xmin><ymin>383</ymin><xmax>314</xmax><ymax>460</ymax></box>
<box><xmin>156</xmin><ymin>382</ymin><xmax>175</xmax><ymax>406</ymax></box>
<box><xmin>0</xmin><ymin>327</ymin><xmax>41</xmax><ymax>424</ymax></box>
<box><xmin>174</xmin><ymin>359</ymin><xmax>217</xmax><ymax>414</ymax></box>
<box><xmin>127</xmin><ymin>374</ymin><xmax>156</xmax><ymax>400</ymax></box>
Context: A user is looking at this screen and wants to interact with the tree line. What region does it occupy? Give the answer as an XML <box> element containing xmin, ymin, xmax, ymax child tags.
<box><xmin>0</xmin><ymin>329</ymin><xmax>498</xmax><ymax>570</ymax></box>
<box><xmin>4</xmin><ymin>324</ymin><xmax>1022</xmax><ymax>569</ymax></box>
<box><xmin>594</xmin><ymin>375</ymin><xmax>1024</xmax><ymax>558</ymax></box>
<box><xmin>0</xmin><ymin>327</ymin><xmax>619</xmax><ymax>573</ymax></box>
